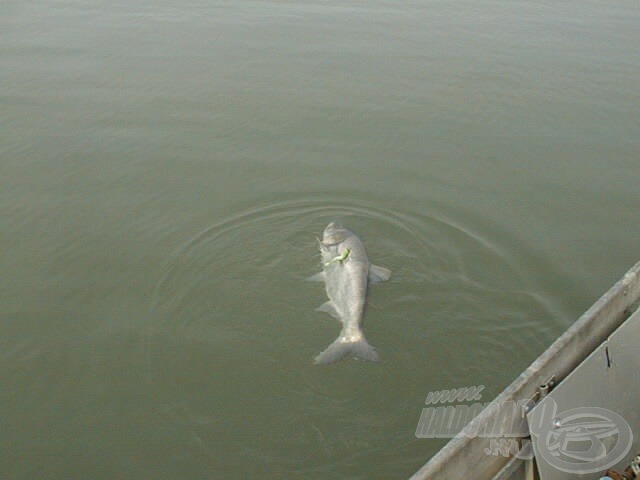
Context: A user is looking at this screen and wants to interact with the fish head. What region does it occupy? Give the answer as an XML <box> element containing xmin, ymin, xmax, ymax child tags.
<box><xmin>322</xmin><ymin>222</ymin><xmax>350</xmax><ymax>245</ymax></box>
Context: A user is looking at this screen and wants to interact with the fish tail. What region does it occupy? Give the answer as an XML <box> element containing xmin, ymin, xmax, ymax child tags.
<box><xmin>314</xmin><ymin>336</ymin><xmax>379</xmax><ymax>365</ymax></box>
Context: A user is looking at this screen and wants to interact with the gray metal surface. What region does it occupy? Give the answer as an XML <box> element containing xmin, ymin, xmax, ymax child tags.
<box><xmin>492</xmin><ymin>456</ymin><xmax>529</xmax><ymax>480</ymax></box>
<box><xmin>527</xmin><ymin>306</ymin><xmax>640</xmax><ymax>480</ymax></box>
<box><xmin>410</xmin><ymin>261</ymin><xmax>640</xmax><ymax>480</ymax></box>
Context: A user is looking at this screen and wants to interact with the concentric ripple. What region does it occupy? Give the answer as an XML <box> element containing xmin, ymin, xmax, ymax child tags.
<box><xmin>143</xmin><ymin>194</ymin><xmax>575</xmax><ymax>478</ymax></box>
<box><xmin>150</xmin><ymin>195</ymin><xmax>565</xmax><ymax>374</ymax></box>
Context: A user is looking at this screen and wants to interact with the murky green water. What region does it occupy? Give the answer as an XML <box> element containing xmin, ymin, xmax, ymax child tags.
<box><xmin>2</xmin><ymin>1</ymin><xmax>639</xmax><ymax>478</ymax></box>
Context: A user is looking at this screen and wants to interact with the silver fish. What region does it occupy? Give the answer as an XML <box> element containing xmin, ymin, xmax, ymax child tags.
<box><xmin>309</xmin><ymin>222</ymin><xmax>391</xmax><ymax>365</ymax></box>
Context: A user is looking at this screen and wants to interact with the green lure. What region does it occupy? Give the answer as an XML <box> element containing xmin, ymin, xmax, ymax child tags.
<box><xmin>324</xmin><ymin>248</ymin><xmax>351</xmax><ymax>267</ymax></box>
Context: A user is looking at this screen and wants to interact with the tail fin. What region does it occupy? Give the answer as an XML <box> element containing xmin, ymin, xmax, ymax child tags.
<box><xmin>314</xmin><ymin>336</ymin><xmax>379</xmax><ymax>365</ymax></box>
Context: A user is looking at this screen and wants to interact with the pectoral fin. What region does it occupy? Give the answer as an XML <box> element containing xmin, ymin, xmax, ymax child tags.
<box><xmin>316</xmin><ymin>301</ymin><xmax>341</xmax><ymax>321</ymax></box>
<box><xmin>306</xmin><ymin>272</ymin><xmax>326</xmax><ymax>282</ymax></box>
<box><xmin>368</xmin><ymin>264</ymin><xmax>391</xmax><ymax>283</ymax></box>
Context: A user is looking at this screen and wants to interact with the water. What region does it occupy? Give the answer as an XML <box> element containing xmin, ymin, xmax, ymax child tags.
<box><xmin>2</xmin><ymin>1</ymin><xmax>639</xmax><ymax>478</ymax></box>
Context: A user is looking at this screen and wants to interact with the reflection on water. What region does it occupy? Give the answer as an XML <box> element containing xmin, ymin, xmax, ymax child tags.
<box><xmin>2</xmin><ymin>0</ymin><xmax>639</xmax><ymax>478</ymax></box>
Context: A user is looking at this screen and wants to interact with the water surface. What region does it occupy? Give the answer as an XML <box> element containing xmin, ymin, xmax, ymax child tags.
<box><xmin>2</xmin><ymin>1</ymin><xmax>639</xmax><ymax>478</ymax></box>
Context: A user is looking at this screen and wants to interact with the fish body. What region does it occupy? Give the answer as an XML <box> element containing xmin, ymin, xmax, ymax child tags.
<box><xmin>310</xmin><ymin>222</ymin><xmax>391</xmax><ymax>365</ymax></box>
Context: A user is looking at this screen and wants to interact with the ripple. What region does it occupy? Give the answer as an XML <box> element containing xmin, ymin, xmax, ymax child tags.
<box><xmin>142</xmin><ymin>193</ymin><xmax>576</xmax><ymax>479</ymax></box>
<box><xmin>150</xmin><ymin>194</ymin><xmax>565</xmax><ymax>369</ymax></box>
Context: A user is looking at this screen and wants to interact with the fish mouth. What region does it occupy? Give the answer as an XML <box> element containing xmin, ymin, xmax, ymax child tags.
<box><xmin>325</xmin><ymin>221</ymin><xmax>340</xmax><ymax>230</ymax></box>
<box><xmin>323</xmin><ymin>222</ymin><xmax>346</xmax><ymax>244</ymax></box>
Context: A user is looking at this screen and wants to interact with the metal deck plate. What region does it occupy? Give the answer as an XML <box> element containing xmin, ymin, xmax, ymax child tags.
<box><xmin>527</xmin><ymin>306</ymin><xmax>640</xmax><ymax>480</ymax></box>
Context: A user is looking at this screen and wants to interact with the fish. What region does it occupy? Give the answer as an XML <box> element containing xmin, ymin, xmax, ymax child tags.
<box><xmin>308</xmin><ymin>222</ymin><xmax>391</xmax><ymax>365</ymax></box>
